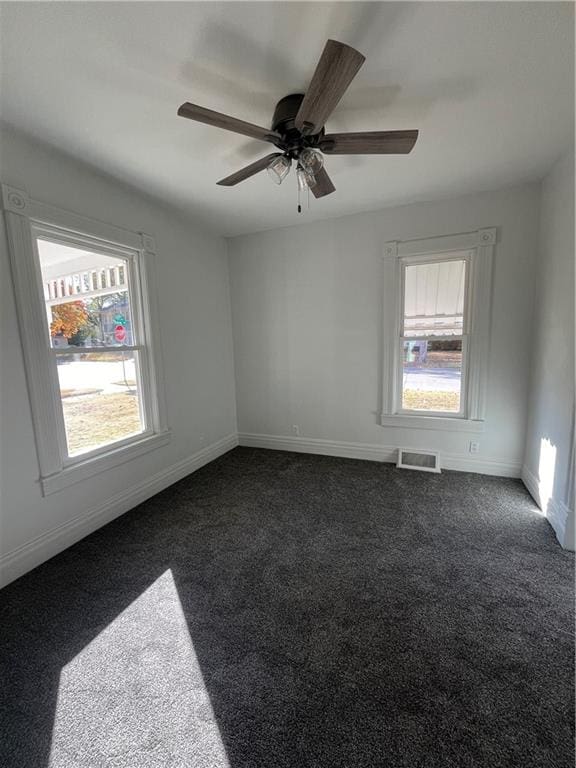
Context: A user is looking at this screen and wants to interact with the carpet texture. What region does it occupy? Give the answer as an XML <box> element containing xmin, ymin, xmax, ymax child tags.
<box><xmin>1</xmin><ymin>447</ymin><xmax>574</xmax><ymax>768</ymax></box>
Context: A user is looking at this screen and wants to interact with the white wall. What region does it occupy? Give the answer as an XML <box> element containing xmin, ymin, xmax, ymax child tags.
<box><xmin>228</xmin><ymin>183</ymin><xmax>541</xmax><ymax>477</ymax></box>
<box><xmin>523</xmin><ymin>150</ymin><xmax>575</xmax><ymax>549</ymax></box>
<box><xmin>0</xmin><ymin>127</ymin><xmax>237</xmax><ymax>585</ymax></box>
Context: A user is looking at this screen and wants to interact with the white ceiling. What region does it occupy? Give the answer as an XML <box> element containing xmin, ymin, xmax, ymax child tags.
<box><xmin>1</xmin><ymin>2</ymin><xmax>573</xmax><ymax>237</ymax></box>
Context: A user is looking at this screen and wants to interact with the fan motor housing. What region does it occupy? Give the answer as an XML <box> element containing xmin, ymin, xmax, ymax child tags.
<box><xmin>271</xmin><ymin>94</ymin><xmax>324</xmax><ymax>154</ymax></box>
<box><xmin>271</xmin><ymin>94</ymin><xmax>305</xmax><ymax>133</ymax></box>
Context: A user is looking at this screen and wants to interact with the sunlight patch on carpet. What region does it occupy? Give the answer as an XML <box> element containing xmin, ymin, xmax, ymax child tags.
<box><xmin>48</xmin><ymin>570</ymin><xmax>230</xmax><ymax>768</ymax></box>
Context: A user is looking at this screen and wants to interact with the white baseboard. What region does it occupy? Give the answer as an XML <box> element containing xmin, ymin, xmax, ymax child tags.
<box><xmin>238</xmin><ymin>432</ymin><xmax>522</xmax><ymax>477</ymax></box>
<box><xmin>553</xmin><ymin>500</ymin><xmax>574</xmax><ymax>550</ymax></box>
<box><xmin>521</xmin><ymin>464</ymin><xmax>542</xmax><ymax>507</ymax></box>
<box><xmin>440</xmin><ymin>451</ymin><xmax>520</xmax><ymax>477</ymax></box>
<box><xmin>0</xmin><ymin>433</ymin><xmax>238</xmax><ymax>589</ymax></box>
<box><xmin>240</xmin><ymin>432</ymin><xmax>397</xmax><ymax>463</ymax></box>
<box><xmin>522</xmin><ymin>463</ymin><xmax>573</xmax><ymax>549</ymax></box>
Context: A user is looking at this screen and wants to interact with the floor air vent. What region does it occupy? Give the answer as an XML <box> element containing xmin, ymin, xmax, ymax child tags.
<box><xmin>397</xmin><ymin>448</ymin><xmax>441</xmax><ymax>473</ymax></box>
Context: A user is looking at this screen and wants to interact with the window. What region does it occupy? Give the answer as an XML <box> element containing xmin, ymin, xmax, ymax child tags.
<box><xmin>38</xmin><ymin>237</ymin><xmax>148</xmax><ymax>457</ymax></box>
<box><xmin>381</xmin><ymin>229</ymin><xmax>495</xmax><ymax>432</ymax></box>
<box><xmin>3</xmin><ymin>185</ymin><xmax>169</xmax><ymax>494</ymax></box>
<box><xmin>399</xmin><ymin>255</ymin><xmax>468</xmax><ymax>416</ymax></box>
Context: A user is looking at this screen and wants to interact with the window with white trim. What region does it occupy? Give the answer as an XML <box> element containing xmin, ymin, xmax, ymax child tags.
<box><xmin>381</xmin><ymin>228</ymin><xmax>495</xmax><ymax>432</ymax></box>
<box><xmin>2</xmin><ymin>185</ymin><xmax>170</xmax><ymax>494</ymax></box>
<box><xmin>37</xmin><ymin>233</ymin><xmax>150</xmax><ymax>458</ymax></box>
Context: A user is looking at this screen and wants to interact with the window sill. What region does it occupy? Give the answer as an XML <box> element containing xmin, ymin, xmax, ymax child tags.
<box><xmin>40</xmin><ymin>430</ymin><xmax>171</xmax><ymax>495</ymax></box>
<box><xmin>380</xmin><ymin>414</ymin><xmax>485</xmax><ymax>433</ymax></box>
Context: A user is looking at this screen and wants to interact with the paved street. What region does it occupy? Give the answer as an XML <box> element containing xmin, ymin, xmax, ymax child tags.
<box><xmin>57</xmin><ymin>357</ymin><xmax>136</xmax><ymax>394</ymax></box>
<box><xmin>403</xmin><ymin>366</ymin><xmax>461</xmax><ymax>392</ymax></box>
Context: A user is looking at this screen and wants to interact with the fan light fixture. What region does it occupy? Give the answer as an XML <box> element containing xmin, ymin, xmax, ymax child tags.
<box><xmin>178</xmin><ymin>39</ymin><xmax>419</xmax><ymax>210</ymax></box>
<box><xmin>267</xmin><ymin>155</ymin><xmax>291</xmax><ymax>184</ymax></box>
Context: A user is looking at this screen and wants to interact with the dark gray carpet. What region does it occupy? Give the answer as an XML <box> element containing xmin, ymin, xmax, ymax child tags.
<box><xmin>1</xmin><ymin>447</ymin><xmax>574</xmax><ymax>768</ymax></box>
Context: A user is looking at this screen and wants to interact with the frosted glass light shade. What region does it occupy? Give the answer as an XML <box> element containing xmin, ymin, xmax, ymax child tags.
<box><xmin>267</xmin><ymin>155</ymin><xmax>291</xmax><ymax>184</ymax></box>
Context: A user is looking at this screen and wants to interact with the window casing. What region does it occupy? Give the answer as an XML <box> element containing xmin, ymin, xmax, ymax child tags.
<box><xmin>2</xmin><ymin>185</ymin><xmax>170</xmax><ymax>494</ymax></box>
<box><xmin>381</xmin><ymin>228</ymin><xmax>495</xmax><ymax>433</ymax></box>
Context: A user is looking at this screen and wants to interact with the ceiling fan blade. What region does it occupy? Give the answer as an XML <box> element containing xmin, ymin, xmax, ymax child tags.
<box><xmin>320</xmin><ymin>130</ymin><xmax>419</xmax><ymax>154</ymax></box>
<box><xmin>178</xmin><ymin>102</ymin><xmax>281</xmax><ymax>143</ymax></box>
<box><xmin>217</xmin><ymin>153</ymin><xmax>282</xmax><ymax>186</ymax></box>
<box><xmin>295</xmin><ymin>40</ymin><xmax>365</xmax><ymax>135</ymax></box>
<box><xmin>311</xmin><ymin>166</ymin><xmax>336</xmax><ymax>198</ymax></box>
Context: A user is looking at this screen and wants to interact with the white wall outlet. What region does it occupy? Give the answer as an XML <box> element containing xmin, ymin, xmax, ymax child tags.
<box><xmin>199</xmin><ymin>434</ymin><xmax>206</xmax><ymax>445</ymax></box>
<box><xmin>469</xmin><ymin>441</ymin><xmax>480</xmax><ymax>454</ymax></box>
<box><xmin>292</xmin><ymin>425</ymin><xmax>300</xmax><ymax>437</ymax></box>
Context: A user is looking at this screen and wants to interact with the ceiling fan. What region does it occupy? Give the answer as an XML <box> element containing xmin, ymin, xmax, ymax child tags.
<box><xmin>177</xmin><ymin>39</ymin><xmax>418</xmax><ymax>205</ymax></box>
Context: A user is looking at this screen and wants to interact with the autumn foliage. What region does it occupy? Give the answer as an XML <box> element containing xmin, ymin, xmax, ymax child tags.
<box><xmin>50</xmin><ymin>301</ymin><xmax>89</xmax><ymax>339</ymax></box>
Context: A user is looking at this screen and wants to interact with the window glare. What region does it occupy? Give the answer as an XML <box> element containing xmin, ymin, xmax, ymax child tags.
<box><xmin>403</xmin><ymin>258</ymin><xmax>466</xmax><ymax>337</ymax></box>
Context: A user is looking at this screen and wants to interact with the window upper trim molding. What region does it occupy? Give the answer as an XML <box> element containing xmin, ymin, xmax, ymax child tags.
<box><xmin>2</xmin><ymin>184</ymin><xmax>146</xmax><ymax>251</ymax></box>
<box><xmin>383</xmin><ymin>227</ymin><xmax>496</xmax><ymax>260</ymax></box>
<box><xmin>2</xmin><ymin>183</ymin><xmax>170</xmax><ymax>494</ymax></box>
<box><xmin>380</xmin><ymin>227</ymin><xmax>495</xmax><ymax>431</ymax></box>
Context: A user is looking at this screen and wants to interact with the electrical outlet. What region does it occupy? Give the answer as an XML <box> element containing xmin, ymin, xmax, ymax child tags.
<box><xmin>292</xmin><ymin>425</ymin><xmax>300</xmax><ymax>437</ymax></box>
<box><xmin>469</xmin><ymin>441</ymin><xmax>480</xmax><ymax>454</ymax></box>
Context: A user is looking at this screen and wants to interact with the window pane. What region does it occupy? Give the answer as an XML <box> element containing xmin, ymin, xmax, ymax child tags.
<box><xmin>403</xmin><ymin>258</ymin><xmax>466</xmax><ymax>337</ymax></box>
<box><xmin>37</xmin><ymin>239</ymin><xmax>135</xmax><ymax>348</ymax></box>
<box><xmin>57</xmin><ymin>351</ymin><xmax>143</xmax><ymax>456</ymax></box>
<box><xmin>401</xmin><ymin>339</ymin><xmax>462</xmax><ymax>413</ymax></box>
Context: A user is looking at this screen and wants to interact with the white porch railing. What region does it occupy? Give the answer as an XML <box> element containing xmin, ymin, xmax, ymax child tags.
<box><xmin>43</xmin><ymin>265</ymin><xmax>128</xmax><ymax>306</ymax></box>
